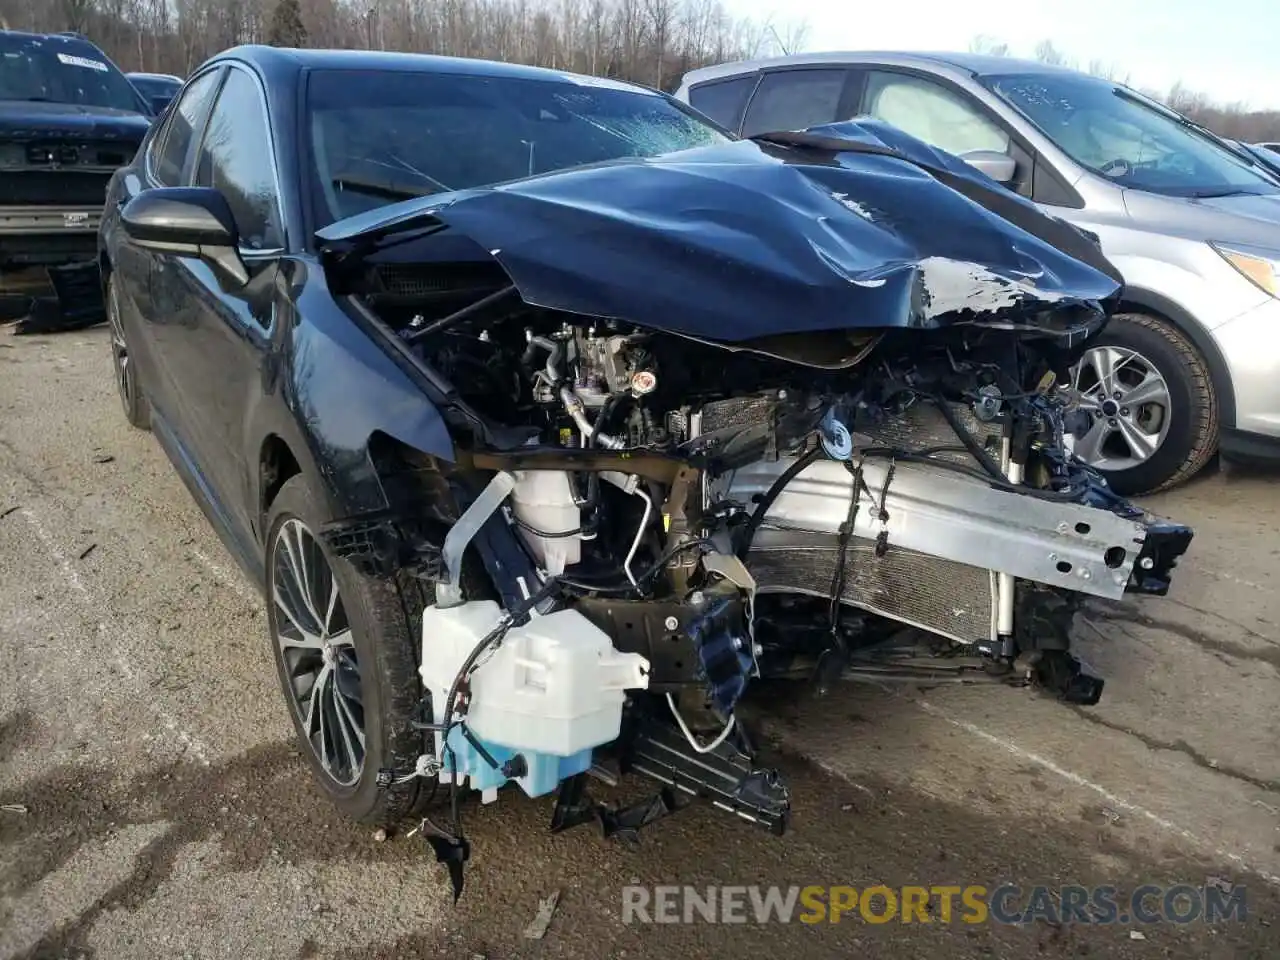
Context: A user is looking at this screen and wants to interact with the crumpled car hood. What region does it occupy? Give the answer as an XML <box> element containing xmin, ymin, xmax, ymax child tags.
<box><xmin>318</xmin><ymin>119</ymin><xmax>1123</xmax><ymax>343</ymax></box>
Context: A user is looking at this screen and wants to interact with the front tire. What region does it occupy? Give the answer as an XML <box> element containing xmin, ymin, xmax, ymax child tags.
<box><xmin>265</xmin><ymin>475</ymin><xmax>426</xmax><ymax>823</ymax></box>
<box><xmin>106</xmin><ymin>274</ymin><xmax>150</xmax><ymax>431</ymax></box>
<box><xmin>1067</xmin><ymin>313</ymin><xmax>1218</xmax><ymax>495</ymax></box>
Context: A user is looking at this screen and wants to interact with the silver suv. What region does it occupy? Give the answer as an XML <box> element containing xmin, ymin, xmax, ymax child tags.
<box><xmin>675</xmin><ymin>53</ymin><xmax>1280</xmax><ymax>494</ymax></box>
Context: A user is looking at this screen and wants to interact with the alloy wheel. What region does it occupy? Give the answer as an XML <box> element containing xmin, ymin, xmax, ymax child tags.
<box><xmin>1065</xmin><ymin>345</ymin><xmax>1172</xmax><ymax>471</ymax></box>
<box><xmin>107</xmin><ymin>281</ymin><xmax>134</xmax><ymax>417</ymax></box>
<box><xmin>270</xmin><ymin>518</ymin><xmax>366</xmax><ymax>787</ymax></box>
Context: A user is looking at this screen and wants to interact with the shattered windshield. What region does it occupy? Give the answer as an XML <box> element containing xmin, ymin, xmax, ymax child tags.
<box><xmin>986</xmin><ymin>72</ymin><xmax>1279</xmax><ymax>197</ymax></box>
<box><xmin>0</xmin><ymin>34</ymin><xmax>144</xmax><ymax>112</ymax></box>
<box><xmin>304</xmin><ymin>68</ymin><xmax>729</xmax><ymax>228</ymax></box>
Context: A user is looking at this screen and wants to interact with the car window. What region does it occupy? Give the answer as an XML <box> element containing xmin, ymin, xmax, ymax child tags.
<box><xmin>304</xmin><ymin>69</ymin><xmax>728</xmax><ymax>229</ymax></box>
<box><xmin>193</xmin><ymin>68</ymin><xmax>283</xmax><ymax>250</ymax></box>
<box><xmin>987</xmin><ymin>73</ymin><xmax>1279</xmax><ymax>197</ymax></box>
<box><xmin>740</xmin><ymin>69</ymin><xmax>848</xmax><ymax>138</ymax></box>
<box><xmin>0</xmin><ymin>33</ymin><xmax>143</xmax><ymax>112</ymax></box>
<box><xmin>688</xmin><ymin>76</ymin><xmax>756</xmax><ymax>132</ymax></box>
<box><xmin>131</xmin><ymin>75</ymin><xmax>181</xmax><ymax>101</ymax></box>
<box><xmin>151</xmin><ymin>69</ymin><xmax>221</xmax><ymax>186</ymax></box>
<box><xmin>864</xmin><ymin>71</ymin><xmax>1010</xmax><ymax>158</ymax></box>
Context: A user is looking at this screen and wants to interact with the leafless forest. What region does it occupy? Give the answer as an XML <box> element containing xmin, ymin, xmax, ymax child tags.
<box><xmin>4</xmin><ymin>1</ymin><xmax>1279</xmax><ymax>138</ymax></box>
<box><xmin>0</xmin><ymin>0</ymin><xmax>809</xmax><ymax>93</ymax></box>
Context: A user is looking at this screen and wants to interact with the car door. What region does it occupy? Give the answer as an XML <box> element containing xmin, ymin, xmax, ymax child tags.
<box><xmin>740</xmin><ymin>68</ymin><xmax>857</xmax><ymax>138</ymax></box>
<box><xmin>115</xmin><ymin>66</ymin><xmax>224</xmax><ymax>429</ymax></box>
<box><xmin>857</xmin><ymin>69</ymin><xmax>1037</xmax><ymax>199</ymax></box>
<box><xmin>157</xmin><ymin>63</ymin><xmax>287</xmax><ymax>553</ymax></box>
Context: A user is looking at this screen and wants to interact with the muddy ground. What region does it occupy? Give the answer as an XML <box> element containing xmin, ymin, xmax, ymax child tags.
<box><xmin>1</xmin><ymin>327</ymin><xmax>1278</xmax><ymax>959</ymax></box>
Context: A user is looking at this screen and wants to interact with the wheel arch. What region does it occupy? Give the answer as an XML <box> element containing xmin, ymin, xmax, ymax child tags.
<box><xmin>1114</xmin><ymin>288</ymin><xmax>1235</xmax><ymax>430</ymax></box>
<box><xmin>260</xmin><ymin>433</ymin><xmax>302</xmax><ymax>522</ymax></box>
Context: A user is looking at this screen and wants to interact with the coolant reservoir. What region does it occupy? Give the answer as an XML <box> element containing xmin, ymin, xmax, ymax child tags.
<box><xmin>509</xmin><ymin>470</ymin><xmax>581</xmax><ymax>574</ymax></box>
<box><xmin>419</xmin><ymin>600</ymin><xmax>649</xmax><ymax>797</ymax></box>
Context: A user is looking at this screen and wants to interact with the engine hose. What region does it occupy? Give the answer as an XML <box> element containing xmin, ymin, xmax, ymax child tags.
<box><xmin>932</xmin><ymin>395</ymin><xmax>1009</xmax><ymax>481</ymax></box>
<box><xmin>522</xmin><ymin>335</ymin><xmax>563</xmax><ymax>385</ymax></box>
<box><xmin>735</xmin><ymin>444</ymin><xmax>825</xmax><ymax>560</ymax></box>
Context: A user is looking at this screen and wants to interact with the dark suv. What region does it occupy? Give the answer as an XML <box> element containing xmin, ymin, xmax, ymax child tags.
<box><xmin>0</xmin><ymin>30</ymin><xmax>152</xmax><ymax>331</ymax></box>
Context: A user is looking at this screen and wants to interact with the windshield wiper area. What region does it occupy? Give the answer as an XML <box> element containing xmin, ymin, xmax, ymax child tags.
<box><xmin>1187</xmin><ymin>187</ymin><xmax>1259</xmax><ymax>199</ymax></box>
<box><xmin>332</xmin><ymin>175</ymin><xmax>441</xmax><ymax>201</ymax></box>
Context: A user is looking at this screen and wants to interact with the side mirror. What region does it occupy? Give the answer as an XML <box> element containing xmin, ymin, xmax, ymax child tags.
<box><xmin>121</xmin><ymin>187</ymin><xmax>249</xmax><ymax>288</ymax></box>
<box><xmin>961</xmin><ymin>149</ymin><xmax>1018</xmax><ymax>185</ymax></box>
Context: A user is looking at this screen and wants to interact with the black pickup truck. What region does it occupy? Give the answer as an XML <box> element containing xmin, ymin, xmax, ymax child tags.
<box><xmin>1</xmin><ymin>30</ymin><xmax>153</xmax><ymax>332</ymax></box>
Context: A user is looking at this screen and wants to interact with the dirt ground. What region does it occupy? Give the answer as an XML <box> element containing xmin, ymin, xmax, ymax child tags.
<box><xmin>1</xmin><ymin>326</ymin><xmax>1278</xmax><ymax>960</ymax></box>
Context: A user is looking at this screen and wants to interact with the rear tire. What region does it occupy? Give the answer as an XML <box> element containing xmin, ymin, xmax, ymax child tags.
<box><xmin>265</xmin><ymin>475</ymin><xmax>427</xmax><ymax>824</ymax></box>
<box><xmin>1068</xmin><ymin>313</ymin><xmax>1217</xmax><ymax>495</ymax></box>
<box><xmin>106</xmin><ymin>274</ymin><xmax>150</xmax><ymax>431</ymax></box>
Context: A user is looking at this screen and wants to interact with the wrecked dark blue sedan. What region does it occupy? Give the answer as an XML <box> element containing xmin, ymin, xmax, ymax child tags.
<box><xmin>98</xmin><ymin>45</ymin><xmax>1191</xmax><ymax>898</ymax></box>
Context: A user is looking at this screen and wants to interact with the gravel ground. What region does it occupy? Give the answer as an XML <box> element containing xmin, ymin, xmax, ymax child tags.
<box><xmin>1</xmin><ymin>327</ymin><xmax>1278</xmax><ymax>960</ymax></box>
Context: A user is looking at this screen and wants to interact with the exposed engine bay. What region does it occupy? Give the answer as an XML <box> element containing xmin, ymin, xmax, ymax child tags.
<box><xmin>323</xmin><ymin>277</ymin><xmax>1192</xmax><ymax>900</ymax></box>
<box><xmin>314</xmin><ymin>123</ymin><xmax>1194</xmax><ymax>899</ymax></box>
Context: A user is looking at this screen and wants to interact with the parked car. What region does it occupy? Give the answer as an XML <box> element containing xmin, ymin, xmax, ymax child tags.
<box><xmin>1230</xmin><ymin>140</ymin><xmax>1280</xmax><ymax>180</ymax></box>
<box><xmin>100</xmin><ymin>45</ymin><xmax>1190</xmax><ymax>895</ymax></box>
<box><xmin>127</xmin><ymin>71</ymin><xmax>183</xmax><ymax>115</ymax></box>
<box><xmin>0</xmin><ymin>29</ymin><xmax>151</xmax><ymax>331</ymax></box>
<box><xmin>676</xmin><ymin>53</ymin><xmax>1280</xmax><ymax>494</ymax></box>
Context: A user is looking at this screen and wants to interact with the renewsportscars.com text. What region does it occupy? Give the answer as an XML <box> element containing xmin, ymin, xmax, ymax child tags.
<box><xmin>621</xmin><ymin>883</ymin><xmax>1248</xmax><ymax>925</ymax></box>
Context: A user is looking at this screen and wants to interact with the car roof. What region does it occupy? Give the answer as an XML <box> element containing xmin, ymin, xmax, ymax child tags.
<box><xmin>128</xmin><ymin>71</ymin><xmax>182</xmax><ymax>82</ymax></box>
<box><xmin>210</xmin><ymin>44</ymin><xmax>653</xmax><ymax>91</ymax></box>
<box><xmin>679</xmin><ymin>50</ymin><xmax>1083</xmax><ymax>88</ymax></box>
<box><xmin>0</xmin><ymin>28</ymin><xmax>108</xmax><ymax>50</ymax></box>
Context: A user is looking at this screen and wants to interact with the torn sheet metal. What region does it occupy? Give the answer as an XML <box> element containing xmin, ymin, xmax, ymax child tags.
<box><xmin>318</xmin><ymin>118</ymin><xmax>1122</xmax><ymax>344</ymax></box>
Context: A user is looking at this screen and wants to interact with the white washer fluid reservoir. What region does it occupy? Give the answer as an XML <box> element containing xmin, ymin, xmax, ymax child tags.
<box><xmin>419</xmin><ymin>600</ymin><xmax>649</xmax><ymax>799</ymax></box>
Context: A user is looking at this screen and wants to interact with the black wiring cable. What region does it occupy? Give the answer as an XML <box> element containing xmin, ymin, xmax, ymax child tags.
<box><xmin>931</xmin><ymin>395</ymin><xmax>1009</xmax><ymax>480</ymax></box>
<box><xmin>735</xmin><ymin>444</ymin><xmax>825</xmax><ymax>560</ymax></box>
<box><xmin>827</xmin><ymin>456</ymin><xmax>865</xmax><ymax>638</ymax></box>
<box><xmin>555</xmin><ymin>537</ymin><xmax>719</xmax><ymax>597</ymax></box>
<box><xmin>854</xmin><ymin>445</ymin><xmax>1084</xmax><ymax>501</ymax></box>
<box><xmin>510</xmin><ymin>515</ymin><xmax>588</xmax><ymax>539</ymax></box>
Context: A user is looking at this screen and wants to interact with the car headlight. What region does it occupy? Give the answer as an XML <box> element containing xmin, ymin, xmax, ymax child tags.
<box><xmin>1211</xmin><ymin>242</ymin><xmax>1280</xmax><ymax>298</ymax></box>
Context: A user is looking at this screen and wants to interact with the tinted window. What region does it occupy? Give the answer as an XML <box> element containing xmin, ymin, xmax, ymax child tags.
<box><xmin>0</xmin><ymin>34</ymin><xmax>142</xmax><ymax>112</ymax></box>
<box><xmin>152</xmin><ymin>70</ymin><xmax>221</xmax><ymax>186</ymax></box>
<box><xmin>740</xmin><ymin>69</ymin><xmax>847</xmax><ymax>138</ymax></box>
<box><xmin>131</xmin><ymin>75</ymin><xmax>181</xmax><ymax>101</ymax></box>
<box><xmin>987</xmin><ymin>73</ymin><xmax>1279</xmax><ymax>197</ymax></box>
<box><xmin>304</xmin><ymin>69</ymin><xmax>728</xmax><ymax>229</ymax></box>
<box><xmin>193</xmin><ymin>69</ymin><xmax>283</xmax><ymax>249</ymax></box>
<box><xmin>864</xmin><ymin>72</ymin><xmax>1010</xmax><ymax>157</ymax></box>
<box><xmin>688</xmin><ymin>76</ymin><xmax>756</xmax><ymax>132</ymax></box>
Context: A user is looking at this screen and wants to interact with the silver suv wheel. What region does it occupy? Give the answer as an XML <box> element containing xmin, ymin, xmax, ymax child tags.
<box><xmin>1066</xmin><ymin>345</ymin><xmax>1172</xmax><ymax>471</ymax></box>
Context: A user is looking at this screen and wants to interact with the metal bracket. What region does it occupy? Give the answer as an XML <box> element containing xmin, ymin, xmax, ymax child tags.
<box><xmin>729</xmin><ymin>457</ymin><xmax>1150</xmax><ymax>600</ymax></box>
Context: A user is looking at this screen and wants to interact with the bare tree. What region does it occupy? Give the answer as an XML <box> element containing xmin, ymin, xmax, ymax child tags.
<box><xmin>40</xmin><ymin>0</ymin><xmax>1280</xmax><ymax>142</ymax></box>
<box><xmin>968</xmin><ymin>34</ymin><xmax>1009</xmax><ymax>57</ymax></box>
<box><xmin>268</xmin><ymin>0</ymin><xmax>307</xmax><ymax>46</ymax></box>
<box><xmin>1033</xmin><ymin>38</ymin><xmax>1071</xmax><ymax>67</ymax></box>
<box><xmin>768</xmin><ymin>18</ymin><xmax>808</xmax><ymax>56</ymax></box>
<box><xmin>644</xmin><ymin>0</ymin><xmax>675</xmax><ymax>87</ymax></box>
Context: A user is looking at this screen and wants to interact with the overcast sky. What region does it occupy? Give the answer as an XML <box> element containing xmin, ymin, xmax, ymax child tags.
<box><xmin>728</xmin><ymin>0</ymin><xmax>1280</xmax><ymax>110</ymax></box>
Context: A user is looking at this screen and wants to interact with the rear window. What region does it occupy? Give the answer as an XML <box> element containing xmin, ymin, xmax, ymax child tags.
<box><xmin>741</xmin><ymin>69</ymin><xmax>849</xmax><ymax>138</ymax></box>
<box><xmin>0</xmin><ymin>34</ymin><xmax>143</xmax><ymax>113</ymax></box>
<box><xmin>130</xmin><ymin>75</ymin><xmax>181</xmax><ymax>101</ymax></box>
<box><xmin>304</xmin><ymin>68</ymin><xmax>728</xmax><ymax>229</ymax></box>
<box><xmin>688</xmin><ymin>76</ymin><xmax>757</xmax><ymax>132</ymax></box>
